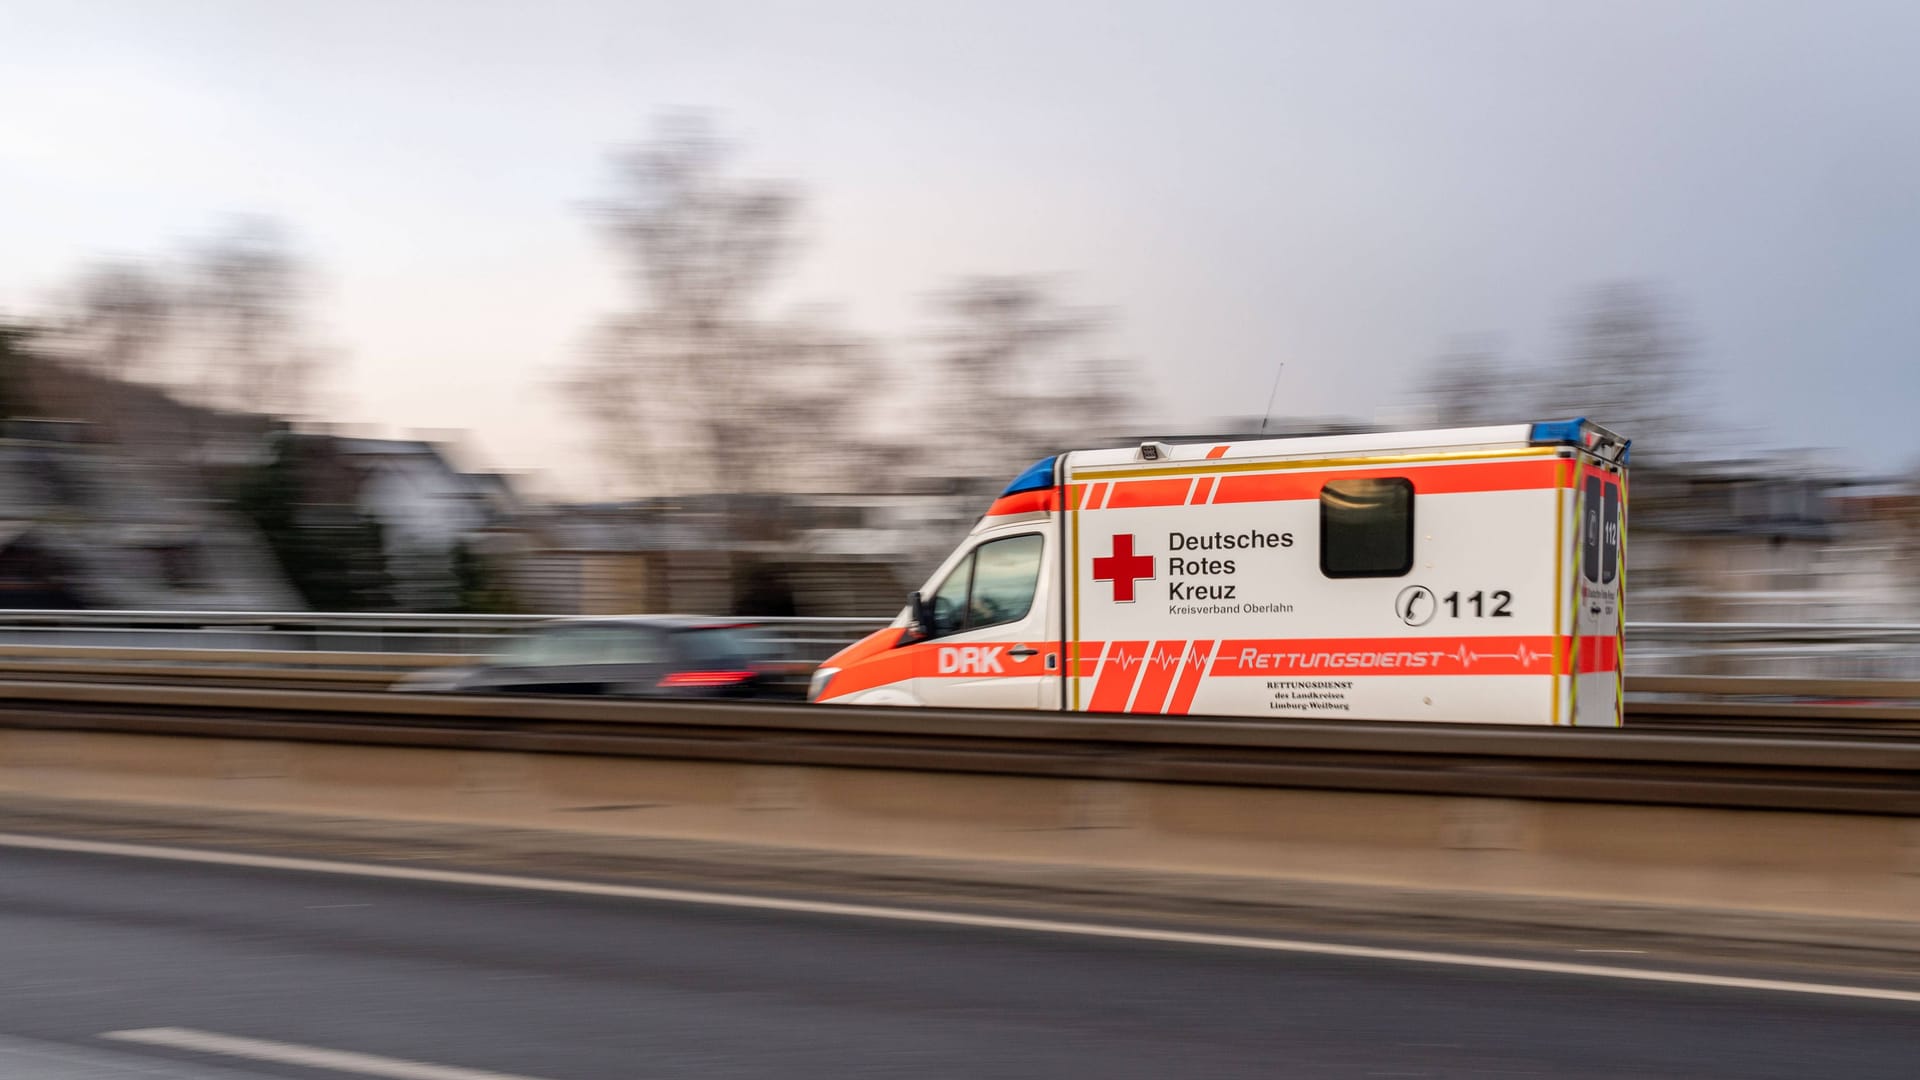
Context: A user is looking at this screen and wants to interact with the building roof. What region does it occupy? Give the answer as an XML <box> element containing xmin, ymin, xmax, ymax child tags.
<box><xmin>0</xmin><ymin>440</ymin><xmax>302</xmax><ymax>610</ymax></box>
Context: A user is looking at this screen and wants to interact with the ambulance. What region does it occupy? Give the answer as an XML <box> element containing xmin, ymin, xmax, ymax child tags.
<box><xmin>809</xmin><ymin>419</ymin><xmax>1629</xmax><ymax>725</ymax></box>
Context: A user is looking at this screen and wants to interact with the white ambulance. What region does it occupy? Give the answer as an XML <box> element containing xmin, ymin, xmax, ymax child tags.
<box><xmin>809</xmin><ymin>419</ymin><xmax>1628</xmax><ymax>726</ymax></box>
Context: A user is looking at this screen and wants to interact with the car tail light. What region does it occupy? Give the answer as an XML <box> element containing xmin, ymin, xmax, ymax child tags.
<box><xmin>657</xmin><ymin>670</ymin><xmax>757</xmax><ymax>688</ymax></box>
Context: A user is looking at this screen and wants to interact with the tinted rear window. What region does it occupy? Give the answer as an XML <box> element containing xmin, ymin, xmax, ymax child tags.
<box><xmin>674</xmin><ymin>627</ymin><xmax>771</xmax><ymax>665</ymax></box>
<box><xmin>1320</xmin><ymin>477</ymin><xmax>1415</xmax><ymax>578</ymax></box>
<box><xmin>496</xmin><ymin>625</ymin><xmax>667</xmax><ymax>665</ymax></box>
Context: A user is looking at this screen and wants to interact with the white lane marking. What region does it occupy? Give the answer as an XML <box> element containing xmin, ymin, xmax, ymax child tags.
<box><xmin>9</xmin><ymin>831</ymin><xmax>1919</xmax><ymax>1006</ymax></box>
<box><xmin>0</xmin><ymin>1030</ymin><xmax>278</xmax><ymax>1080</ymax></box>
<box><xmin>103</xmin><ymin>1028</ymin><xmax>551</xmax><ymax>1080</ymax></box>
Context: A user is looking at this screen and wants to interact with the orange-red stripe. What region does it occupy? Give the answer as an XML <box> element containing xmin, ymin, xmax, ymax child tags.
<box><xmin>1071</xmin><ymin>640</ymin><xmax>1106</xmax><ymax>678</ymax></box>
<box><xmin>1164</xmin><ymin>641</ymin><xmax>1213</xmax><ymax>715</ymax></box>
<box><xmin>1206</xmin><ymin>445</ymin><xmax>1230</xmax><ymax>459</ymax></box>
<box><xmin>1104</xmin><ymin>478</ymin><xmax>1192</xmax><ymax>509</ymax></box>
<box><xmin>1087</xmin><ymin>641</ymin><xmax>1148</xmax><ymax>712</ymax></box>
<box><xmin>815</xmin><ymin>628</ymin><xmax>915</xmax><ymax>699</ymax></box>
<box><xmin>1078</xmin><ymin>460</ymin><xmax>1559</xmax><ymax>511</ymax></box>
<box><xmin>1210</xmin><ymin>635</ymin><xmax>1559</xmax><ymax>677</ymax></box>
<box><xmin>985</xmin><ymin>489</ymin><xmax>1058</xmax><ymax>516</ymax></box>
<box><xmin>1127</xmin><ymin>641</ymin><xmax>1184</xmax><ymax>713</ymax></box>
<box><xmin>1212</xmin><ymin>460</ymin><xmax>1560</xmax><ymax>505</ymax></box>
<box><xmin>1576</xmin><ymin>635</ymin><xmax>1620</xmax><ymax>674</ymax></box>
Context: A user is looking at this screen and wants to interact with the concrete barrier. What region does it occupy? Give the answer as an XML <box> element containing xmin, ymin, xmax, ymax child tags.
<box><xmin>2</xmin><ymin>726</ymin><xmax>1916</xmax><ymax>948</ymax></box>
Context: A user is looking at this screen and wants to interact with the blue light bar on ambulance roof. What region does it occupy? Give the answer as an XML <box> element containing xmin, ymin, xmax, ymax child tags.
<box><xmin>1528</xmin><ymin>418</ymin><xmax>1587</xmax><ymax>445</ymax></box>
<box><xmin>1528</xmin><ymin>419</ymin><xmax>1631</xmax><ymax>464</ymax></box>
<box><xmin>1001</xmin><ymin>456</ymin><xmax>1058</xmax><ymax>497</ymax></box>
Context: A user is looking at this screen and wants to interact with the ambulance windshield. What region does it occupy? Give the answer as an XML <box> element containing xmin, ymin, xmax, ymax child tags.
<box><xmin>927</xmin><ymin>533</ymin><xmax>1044</xmax><ymax>636</ymax></box>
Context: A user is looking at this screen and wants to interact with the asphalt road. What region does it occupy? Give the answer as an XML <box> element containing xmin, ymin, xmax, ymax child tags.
<box><xmin>0</xmin><ymin>842</ymin><xmax>1914</xmax><ymax>1080</ymax></box>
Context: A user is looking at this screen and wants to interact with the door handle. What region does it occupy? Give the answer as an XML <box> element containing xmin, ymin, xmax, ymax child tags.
<box><xmin>1010</xmin><ymin>647</ymin><xmax>1039</xmax><ymax>658</ymax></box>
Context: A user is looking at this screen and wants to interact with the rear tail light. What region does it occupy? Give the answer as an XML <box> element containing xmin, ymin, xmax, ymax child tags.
<box><xmin>657</xmin><ymin>670</ymin><xmax>757</xmax><ymax>688</ymax></box>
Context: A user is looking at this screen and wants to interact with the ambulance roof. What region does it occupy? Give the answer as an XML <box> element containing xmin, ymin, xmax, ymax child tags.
<box><xmin>999</xmin><ymin>419</ymin><xmax>1626</xmax><ymax>495</ymax></box>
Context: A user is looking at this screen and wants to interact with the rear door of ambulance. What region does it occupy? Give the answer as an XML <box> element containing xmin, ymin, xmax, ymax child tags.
<box><xmin>1568</xmin><ymin>452</ymin><xmax>1626</xmax><ymax>725</ymax></box>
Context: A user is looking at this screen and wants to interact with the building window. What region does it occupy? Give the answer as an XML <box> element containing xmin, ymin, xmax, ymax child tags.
<box><xmin>1320</xmin><ymin>478</ymin><xmax>1414</xmax><ymax>578</ymax></box>
<box><xmin>150</xmin><ymin>545</ymin><xmax>201</xmax><ymax>589</ymax></box>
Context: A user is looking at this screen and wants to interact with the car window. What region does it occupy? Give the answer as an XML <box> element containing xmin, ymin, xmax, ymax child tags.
<box><xmin>496</xmin><ymin>625</ymin><xmax>665</xmax><ymax>666</ymax></box>
<box><xmin>598</xmin><ymin>627</ymin><xmax>668</xmax><ymax>663</ymax></box>
<box><xmin>675</xmin><ymin>627</ymin><xmax>768</xmax><ymax>665</ymax></box>
<box><xmin>496</xmin><ymin>628</ymin><xmax>585</xmax><ymax>666</ymax></box>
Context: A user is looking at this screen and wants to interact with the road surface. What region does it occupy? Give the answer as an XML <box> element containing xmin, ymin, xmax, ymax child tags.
<box><xmin>0</xmin><ymin>839</ymin><xmax>1913</xmax><ymax>1079</ymax></box>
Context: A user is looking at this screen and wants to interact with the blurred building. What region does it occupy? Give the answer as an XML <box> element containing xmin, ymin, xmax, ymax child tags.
<box><xmin>1627</xmin><ymin>460</ymin><xmax>1918</xmax><ymax>624</ymax></box>
<box><xmin>274</xmin><ymin>434</ymin><xmax>523</xmax><ymax>610</ymax></box>
<box><xmin>7</xmin><ymin>348</ymin><xmax>1915</xmax><ymax>630</ymax></box>
<box><xmin>486</xmin><ymin>493</ymin><xmax>908</xmax><ymax>618</ymax></box>
<box><xmin>1827</xmin><ymin>482</ymin><xmax>1920</xmax><ymax>613</ymax></box>
<box><xmin>0</xmin><ymin>418</ymin><xmax>300</xmax><ymax>610</ymax></box>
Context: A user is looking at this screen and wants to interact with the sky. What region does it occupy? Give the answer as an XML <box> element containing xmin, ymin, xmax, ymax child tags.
<box><xmin>4</xmin><ymin>0</ymin><xmax>1919</xmax><ymax>496</ymax></box>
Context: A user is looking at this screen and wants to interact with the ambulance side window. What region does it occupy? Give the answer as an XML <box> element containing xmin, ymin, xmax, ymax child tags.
<box><xmin>1320</xmin><ymin>477</ymin><xmax>1415</xmax><ymax>578</ymax></box>
<box><xmin>968</xmin><ymin>534</ymin><xmax>1044</xmax><ymax>629</ymax></box>
<box><xmin>924</xmin><ymin>534</ymin><xmax>1044</xmax><ymax>638</ymax></box>
<box><xmin>928</xmin><ymin>557</ymin><xmax>973</xmax><ymax>637</ymax></box>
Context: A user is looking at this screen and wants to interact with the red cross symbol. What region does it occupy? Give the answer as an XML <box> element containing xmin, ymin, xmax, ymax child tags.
<box><xmin>1092</xmin><ymin>534</ymin><xmax>1155</xmax><ymax>603</ymax></box>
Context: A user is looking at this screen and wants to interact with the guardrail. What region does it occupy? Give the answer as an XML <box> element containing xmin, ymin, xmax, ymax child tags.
<box><xmin>5</xmin><ymin>681</ymin><xmax>1916</xmax><ymax>944</ymax></box>
<box><xmin>0</xmin><ymin>644</ymin><xmax>467</xmax><ymax>691</ymax></box>
<box><xmin>0</xmin><ymin>610</ymin><xmax>889</xmax><ymax>663</ymax></box>
<box><xmin>0</xmin><ymin>679</ymin><xmax>1913</xmax><ymax>814</ymax></box>
<box><xmin>1627</xmin><ymin>622</ymin><xmax>1920</xmax><ymax>679</ymax></box>
<box><xmin>1629</xmin><ymin>675</ymin><xmax>1920</xmax><ymax>732</ymax></box>
<box><xmin>0</xmin><ymin>612</ymin><xmax>1919</xmax><ymax>690</ymax></box>
<box><xmin>23</xmin><ymin>613</ymin><xmax>1920</xmax><ymax>637</ymax></box>
<box><xmin>0</xmin><ymin>645</ymin><xmax>1912</xmax><ymax>732</ymax></box>
<box><xmin>9</xmin><ymin>612</ymin><xmax>1920</xmax><ymax>695</ymax></box>
<box><xmin>9</xmin><ymin>611</ymin><xmax>1920</xmax><ymax>661</ymax></box>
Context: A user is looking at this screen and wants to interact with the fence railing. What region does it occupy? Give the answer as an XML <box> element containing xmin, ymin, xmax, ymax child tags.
<box><xmin>0</xmin><ymin>610</ymin><xmax>890</xmax><ymax>664</ymax></box>
<box><xmin>6</xmin><ymin>611</ymin><xmax>1920</xmax><ymax>678</ymax></box>
<box><xmin>1625</xmin><ymin>622</ymin><xmax>1920</xmax><ymax>679</ymax></box>
<box><xmin>1</xmin><ymin>612</ymin><xmax>1919</xmax><ymax>724</ymax></box>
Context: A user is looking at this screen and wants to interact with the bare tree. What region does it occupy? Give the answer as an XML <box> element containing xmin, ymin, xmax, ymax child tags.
<box><xmin>929</xmin><ymin>276</ymin><xmax>1132</xmax><ymax>478</ymax></box>
<box><xmin>729</xmin><ymin>307</ymin><xmax>880</xmax><ymax>496</ymax></box>
<box><xmin>60</xmin><ymin>261</ymin><xmax>175</xmax><ymax>383</ymax></box>
<box><xmin>569</xmin><ymin>114</ymin><xmax>879</xmax><ymax>501</ymax></box>
<box><xmin>0</xmin><ymin>320</ymin><xmax>33</xmax><ymax>417</ymax></box>
<box><xmin>1541</xmin><ymin>281</ymin><xmax>1699</xmax><ymax>459</ymax></box>
<box><xmin>1414</xmin><ymin>333</ymin><xmax>1516</xmax><ymax>428</ymax></box>
<box><xmin>182</xmin><ymin>217</ymin><xmax>319</xmax><ymax>418</ymax></box>
<box><xmin>18</xmin><ymin>263</ymin><xmax>176</xmax><ymax>438</ymax></box>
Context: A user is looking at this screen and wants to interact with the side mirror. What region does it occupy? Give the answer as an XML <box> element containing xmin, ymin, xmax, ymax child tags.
<box><xmin>908</xmin><ymin>591</ymin><xmax>933</xmax><ymax>640</ymax></box>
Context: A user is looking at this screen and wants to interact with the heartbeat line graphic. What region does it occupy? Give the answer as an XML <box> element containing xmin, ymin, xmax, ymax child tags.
<box><xmin>1214</xmin><ymin>638</ymin><xmax>1561</xmax><ymax>676</ymax></box>
<box><xmin>1103</xmin><ymin>639</ymin><xmax>1564</xmax><ymax>679</ymax></box>
<box><xmin>1448</xmin><ymin>642</ymin><xmax>1549</xmax><ymax>669</ymax></box>
<box><xmin>1115</xmin><ymin>644</ymin><xmax>1211</xmax><ymax>671</ymax></box>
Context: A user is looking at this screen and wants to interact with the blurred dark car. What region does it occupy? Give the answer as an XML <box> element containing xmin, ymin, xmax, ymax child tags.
<box><xmin>393</xmin><ymin>617</ymin><xmax>806</xmax><ymax>700</ymax></box>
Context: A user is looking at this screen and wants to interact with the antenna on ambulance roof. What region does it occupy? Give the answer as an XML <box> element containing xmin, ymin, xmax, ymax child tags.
<box><xmin>1257</xmin><ymin>363</ymin><xmax>1286</xmax><ymax>435</ymax></box>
